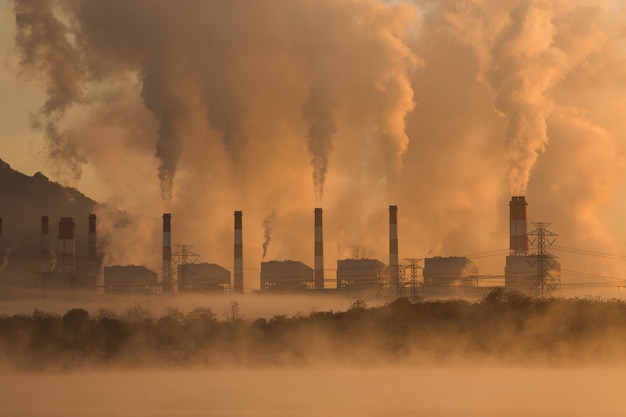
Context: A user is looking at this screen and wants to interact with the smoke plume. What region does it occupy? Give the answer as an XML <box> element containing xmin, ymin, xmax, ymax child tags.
<box><xmin>261</xmin><ymin>210</ymin><xmax>276</xmax><ymax>261</ymax></box>
<box><xmin>8</xmin><ymin>0</ymin><xmax>626</xmax><ymax>290</ymax></box>
<box><xmin>13</xmin><ymin>0</ymin><xmax>85</xmax><ymax>184</ymax></box>
<box><xmin>303</xmin><ymin>78</ymin><xmax>337</xmax><ymax>204</ymax></box>
<box><xmin>445</xmin><ymin>0</ymin><xmax>609</xmax><ymax>195</ymax></box>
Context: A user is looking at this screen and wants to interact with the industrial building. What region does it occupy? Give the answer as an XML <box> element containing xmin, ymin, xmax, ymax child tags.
<box><xmin>504</xmin><ymin>196</ymin><xmax>561</xmax><ymax>294</ymax></box>
<box><xmin>505</xmin><ymin>254</ymin><xmax>561</xmax><ymax>292</ymax></box>
<box><xmin>103</xmin><ymin>265</ymin><xmax>158</xmax><ymax>294</ymax></box>
<box><xmin>423</xmin><ymin>256</ymin><xmax>479</xmax><ymax>287</ymax></box>
<box><xmin>178</xmin><ymin>262</ymin><xmax>230</xmax><ymax>292</ymax></box>
<box><xmin>336</xmin><ymin>258</ymin><xmax>389</xmax><ymax>290</ymax></box>
<box><xmin>260</xmin><ymin>260</ymin><xmax>314</xmax><ymax>291</ymax></box>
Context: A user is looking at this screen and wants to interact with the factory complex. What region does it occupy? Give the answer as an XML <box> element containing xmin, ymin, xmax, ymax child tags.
<box><xmin>0</xmin><ymin>196</ymin><xmax>561</xmax><ymax>298</ymax></box>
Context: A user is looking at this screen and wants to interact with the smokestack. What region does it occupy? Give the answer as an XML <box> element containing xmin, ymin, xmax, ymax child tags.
<box><xmin>389</xmin><ymin>205</ymin><xmax>399</xmax><ymax>289</ymax></box>
<box><xmin>314</xmin><ymin>208</ymin><xmax>324</xmax><ymax>289</ymax></box>
<box><xmin>41</xmin><ymin>216</ymin><xmax>51</xmax><ymax>273</ymax></box>
<box><xmin>509</xmin><ymin>196</ymin><xmax>529</xmax><ymax>255</ymax></box>
<box><xmin>57</xmin><ymin>217</ymin><xmax>76</xmax><ymax>273</ymax></box>
<box><xmin>234</xmin><ymin>210</ymin><xmax>243</xmax><ymax>293</ymax></box>
<box><xmin>162</xmin><ymin>213</ymin><xmax>172</xmax><ymax>292</ymax></box>
<box><xmin>88</xmin><ymin>214</ymin><xmax>97</xmax><ymax>284</ymax></box>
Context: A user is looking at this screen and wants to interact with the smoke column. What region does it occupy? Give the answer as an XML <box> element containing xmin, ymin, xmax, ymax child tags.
<box><xmin>13</xmin><ymin>0</ymin><xmax>85</xmax><ymax>184</ymax></box>
<box><xmin>303</xmin><ymin>80</ymin><xmax>337</xmax><ymax>204</ymax></box>
<box><xmin>261</xmin><ymin>210</ymin><xmax>276</xmax><ymax>261</ymax></box>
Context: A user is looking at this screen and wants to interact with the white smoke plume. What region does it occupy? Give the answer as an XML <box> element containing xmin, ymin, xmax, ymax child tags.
<box><xmin>444</xmin><ymin>0</ymin><xmax>610</xmax><ymax>195</ymax></box>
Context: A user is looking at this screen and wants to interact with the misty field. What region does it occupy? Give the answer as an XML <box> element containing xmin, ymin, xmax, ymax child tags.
<box><xmin>1</xmin><ymin>289</ymin><xmax>626</xmax><ymax>370</ymax></box>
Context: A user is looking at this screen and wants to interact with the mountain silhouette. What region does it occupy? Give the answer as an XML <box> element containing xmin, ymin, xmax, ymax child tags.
<box><xmin>0</xmin><ymin>159</ymin><xmax>98</xmax><ymax>287</ymax></box>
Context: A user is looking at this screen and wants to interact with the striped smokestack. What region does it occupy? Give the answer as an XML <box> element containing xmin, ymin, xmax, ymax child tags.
<box><xmin>509</xmin><ymin>196</ymin><xmax>529</xmax><ymax>255</ymax></box>
<box><xmin>389</xmin><ymin>205</ymin><xmax>399</xmax><ymax>289</ymax></box>
<box><xmin>88</xmin><ymin>214</ymin><xmax>97</xmax><ymax>284</ymax></box>
<box><xmin>57</xmin><ymin>218</ymin><xmax>76</xmax><ymax>273</ymax></box>
<box><xmin>314</xmin><ymin>208</ymin><xmax>324</xmax><ymax>289</ymax></box>
<box><xmin>234</xmin><ymin>211</ymin><xmax>243</xmax><ymax>293</ymax></box>
<box><xmin>41</xmin><ymin>216</ymin><xmax>51</xmax><ymax>272</ymax></box>
<box><xmin>162</xmin><ymin>213</ymin><xmax>173</xmax><ymax>292</ymax></box>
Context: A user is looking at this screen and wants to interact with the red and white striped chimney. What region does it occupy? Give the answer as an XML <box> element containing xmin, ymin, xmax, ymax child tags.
<box><xmin>234</xmin><ymin>210</ymin><xmax>243</xmax><ymax>293</ymax></box>
<box><xmin>88</xmin><ymin>214</ymin><xmax>97</xmax><ymax>283</ymax></box>
<box><xmin>389</xmin><ymin>205</ymin><xmax>399</xmax><ymax>289</ymax></box>
<box><xmin>57</xmin><ymin>217</ymin><xmax>76</xmax><ymax>273</ymax></box>
<box><xmin>314</xmin><ymin>208</ymin><xmax>324</xmax><ymax>289</ymax></box>
<box><xmin>509</xmin><ymin>196</ymin><xmax>529</xmax><ymax>255</ymax></box>
<box><xmin>162</xmin><ymin>213</ymin><xmax>173</xmax><ymax>292</ymax></box>
<box><xmin>41</xmin><ymin>216</ymin><xmax>51</xmax><ymax>272</ymax></box>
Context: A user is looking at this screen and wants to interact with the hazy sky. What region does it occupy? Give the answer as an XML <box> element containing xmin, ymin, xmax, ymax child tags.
<box><xmin>1</xmin><ymin>0</ymin><xmax>626</xmax><ymax>291</ymax></box>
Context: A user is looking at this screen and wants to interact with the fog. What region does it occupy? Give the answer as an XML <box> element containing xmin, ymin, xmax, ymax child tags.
<box><xmin>1</xmin><ymin>367</ymin><xmax>625</xmax><ymax>416</ymax></box>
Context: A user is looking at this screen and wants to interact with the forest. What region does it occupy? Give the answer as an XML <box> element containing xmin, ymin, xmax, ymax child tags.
<box><xmin>1</xmin><ymin>289</ymin><xmax>626</xmax><ymax>370</ymax></box>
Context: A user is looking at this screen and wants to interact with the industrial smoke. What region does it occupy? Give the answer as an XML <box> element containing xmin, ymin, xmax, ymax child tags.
<box><xmin>9</xmin><ymin>0</ymin><xmax>626</xmax><ymax>284</ymax></box>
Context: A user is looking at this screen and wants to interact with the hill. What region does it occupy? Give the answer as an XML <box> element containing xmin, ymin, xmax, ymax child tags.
<box><xmin>0</xmin><ymin>159</ymin><xmax>98</xmax><ymax>286</ymax></box>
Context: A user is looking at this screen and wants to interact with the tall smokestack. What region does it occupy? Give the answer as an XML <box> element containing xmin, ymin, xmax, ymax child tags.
<box><xmin>234</xmin><ymin>210</ymin><xmax>243</xmax><ymax>293</ymax></box>
<box><xmin>389</xmin><ymin>205</ymin><xmax>399</xmax><ymax>289</ymax></box>
<box><xmin>41</xmin><ymin>216</ymin><xmax>51</xmax><ymax>273</ymax></box>
<box><xmin>509</xmin><ymin>196</ymin><xmax>529</xmax><ymax>255</ymax></box>
<box><xmin>314</xmin><ymin>208</ymin><xmax>324</xmax><ymax>289</ymax></box>
<box><xmin>57</xmin><ymin>217</ymin><xmax>76</xmax><ymax>273</ymax></box>
<box><xmin>88</xmin><ymin>214</ymin><xmax>97</xmax><ymax>284</ymax></box>
<box><xmin>162</xmin><ymin>213</ymin><xmax>172</xmax><ymax>292</ymax></box>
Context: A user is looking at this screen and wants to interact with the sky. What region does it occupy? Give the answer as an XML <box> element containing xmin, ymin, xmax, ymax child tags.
<box><xmin>1</xmin><ymin>0</ymin><xmax>626</xmax><ymax>292</ymax></box>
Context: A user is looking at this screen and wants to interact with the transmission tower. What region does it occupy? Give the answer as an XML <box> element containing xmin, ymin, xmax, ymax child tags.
<box><xmin>405</xmin><ymin>258</ymin><xmax>423</xmax><ymax>300</ymax></box>
<box><xmin>528</xmin><ymin>222</ymin><xmax>560</xmax><ymax>295</ymax></box>
<box><xmin>172</xmin><ymin>245</ymin><xmax>199</xmax><ymax>290</ymax></box>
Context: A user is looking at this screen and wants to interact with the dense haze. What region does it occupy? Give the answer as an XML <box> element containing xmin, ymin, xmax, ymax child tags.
<box><xmin>7</xmin><ymin>0</ymin><xmax>626</xmax><ymax>289</ymax></box>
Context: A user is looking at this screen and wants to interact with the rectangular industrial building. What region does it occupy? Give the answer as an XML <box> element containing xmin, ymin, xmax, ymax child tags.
<box><xmin>178</xmin><ymin>262</ymin><xmax>230</xmax><ymax>292</ymax></box>
<box><xmin>260</xmin><ymin>260</ymin><xmax>313</xmax><ymax>291</ymax></box>
<box><xmin>505</xmin><ymin>255</ymin><xmax>561</xmax><ymax>293</ymax></box>
<box><xmin>336</xmin><ymin>258</ymin><xmax>388</xmax><ymax>289</ymax></box>
<box><xmin>423</xmin><ymin>256</ymin><xmax>479</xmax><ymax>287</ymax></box>
<box><xmin>103</xmin><ymin>265</ymin><xmax>158</xmax><ymax>294</ymax></box>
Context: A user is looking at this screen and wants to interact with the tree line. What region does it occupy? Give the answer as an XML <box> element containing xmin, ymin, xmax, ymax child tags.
<box><xmin>2</xmin><ymin>288</ymin><xmax>626</xmax><ymax>370</ymax></box>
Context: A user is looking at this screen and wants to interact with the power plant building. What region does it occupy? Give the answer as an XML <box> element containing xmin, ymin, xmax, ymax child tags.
<box><xmin>260</xmin><ymin>260</ymin><xmax>313</xmax><ymax>291</ymax></box>
<box><xmin>336</xmin><ymin>258</ymin><xmax>388</xmax><ymax>290</ymax></box>
<box><xmin>103</xmin><ymin>265</ymin><xmax>158</xmax><ymax>294</ymax></box>
<box><xmin>178</xmin><ymin>262</ymin><xmax>230</xmax><ymax>292</ymax></box>
<box><xmin>423</xmin><ymin>256</ymin><xmax>479</xmax><ymax>287</ymax></box>
<box><xmin>505</xmin><ymin>255</ymin><xmax>561</xmax><ymax>292</ymax></box>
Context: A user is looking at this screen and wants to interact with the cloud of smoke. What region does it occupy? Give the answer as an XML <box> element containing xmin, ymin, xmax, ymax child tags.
<box><xmin>261</xmin><ymin>210</ymin><xmax>277</xmax><ymax>261</ymax></box>
<box><xmin>13</xmin><ymin>0</ymin><xmax>85</xmax><ymax>184</ymax></box>
<box><xmin>444</xmin><ymin>0</ymin><xmax>610</xmax><ymax>195</ymax></box>
<box><xmin>8</xmin><ymin>0</ymin><xmax>626</xmax><ymax>291</ymax></box>
<box><xmin>303</xmin><ymin>78</ymin><xmax>337</xmax><ymax>204</ymax></box>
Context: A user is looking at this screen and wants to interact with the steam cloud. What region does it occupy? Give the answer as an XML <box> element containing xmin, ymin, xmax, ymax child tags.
<box><xmin>9</xmin><ymin>0</ymin><xmax>626</xmax><ymax>288</ymax></box>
